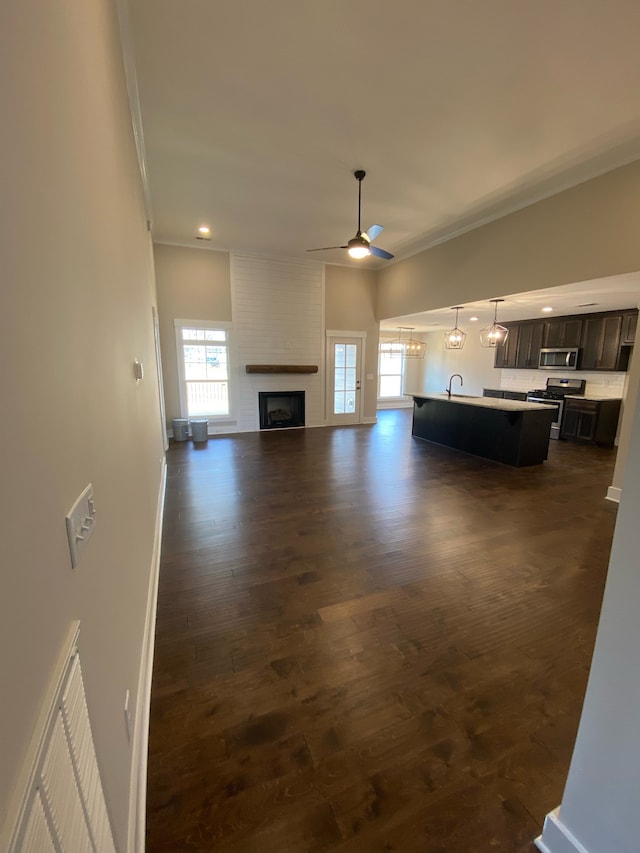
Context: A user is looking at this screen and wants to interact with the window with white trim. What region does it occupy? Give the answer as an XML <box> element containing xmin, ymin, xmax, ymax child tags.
<box><xmin>378</xmin><ymin>341</ymin><xmax>406</xmax><ymax>398</ymax></box>
<box><xmin>175</xmin><ymin>321</ymin><xmax>231</xmax><ymax>417</ymax></box>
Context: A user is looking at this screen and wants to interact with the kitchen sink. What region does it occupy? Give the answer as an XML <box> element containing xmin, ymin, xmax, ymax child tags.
<box><xmin>437</xmin><ymin>393</ymin><xmax>481</xmax><ymax>399</ymax></box>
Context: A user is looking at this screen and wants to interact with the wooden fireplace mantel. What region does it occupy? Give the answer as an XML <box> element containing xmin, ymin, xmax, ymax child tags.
<box><xmin>245</xmin><ymin>364</ymin><xmax>319</xmax><ymax>374</ymax></box>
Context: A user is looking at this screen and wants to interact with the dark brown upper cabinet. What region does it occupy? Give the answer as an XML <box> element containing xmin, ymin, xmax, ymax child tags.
<box><xmin>580</xmin><ymin>315</ymin><xmax>623</xmax><ymax>371</ymax></box>
<box><xmin>543</xmin><ymin>317</ymin><xmax>583</xmax><ymax>348</ymax></box>
<box><xmin>493</xmin><ymin>324</ymin><xmax>519</xmax><ymax>368</ymax></box>
<box><xmin>515</xmin><ymin>321</ymin><xmax>545</xmax><ymax>369</ymax></box>
<box><xmin>493</xmin><ymin>309</ymin><xmax>637</xmax><ymax>371</ymax></box>
<box><xmin>621</xmin><ymin>312</ymin><xmax>637</xmax><ymax>344</ymax></box>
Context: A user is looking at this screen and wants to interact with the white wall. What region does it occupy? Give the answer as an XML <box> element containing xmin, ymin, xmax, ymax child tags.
<box><xmin>538</xmin><ymin>365</ymin><xmax>640</xmax><ymax>853</ymax></box>
<box><xmin>325</xmin><ymin>265</ymin><xmax>379</xmax><ymax>419</ymax></box>
<box><xmin>0</xmin><ymin>1</ymin><xmax>164</xmax><ymax>849</ymax></box>
<box><xmin>377</xmin><ymin>160</ymin><xmax>640</xmax><ymax>322</ymax></box>
<box><xmin>154</xmin><ymin>244</ymin><xmax>231</xmax><ymax>421</ymax></box>
<box><xmin>415</xmin><ymin>328</ymin><xmax>497</xmax><ymax>396</ymax></box>
<box><xmin>153</xmin><ymin>248</ymin><xmax>383</xmax><ymax>429</ymax></box>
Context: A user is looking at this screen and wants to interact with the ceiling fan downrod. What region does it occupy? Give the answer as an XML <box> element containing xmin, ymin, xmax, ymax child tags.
<box><xmin>354</xmin><ymin>169</ymin><xmax>366</xmax><ymax>235</ymax></box>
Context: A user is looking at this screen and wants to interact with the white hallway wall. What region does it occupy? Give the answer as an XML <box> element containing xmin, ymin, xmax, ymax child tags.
<box><xmin>538</xmin><ymin>365</ymin><xmax>640</xmax><ymax>853</ymax></box>
<box><xmin>0</xmin><ymin>0</ymin><xmax>164</xmax><ymax>849</ymax></box>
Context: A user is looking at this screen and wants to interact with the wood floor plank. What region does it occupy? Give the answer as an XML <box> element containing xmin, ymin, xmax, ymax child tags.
<box><xmin>147</xmin><ymin>410</ymin><xmax>617</xmax><ymax>852</ymax></box>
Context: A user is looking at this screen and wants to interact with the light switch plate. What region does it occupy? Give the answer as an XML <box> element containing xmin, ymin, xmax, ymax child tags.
<box><xmin>65</xmin><ymin>484</ymin><xmax>96</xmax><ymax>568</ymax></box>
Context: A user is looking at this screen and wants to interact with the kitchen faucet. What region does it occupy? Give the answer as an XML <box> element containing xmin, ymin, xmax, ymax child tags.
<box><xmin>446</xmin><ymin>374</ymin><xmax>463</xmax><ymax>398</ymax></box>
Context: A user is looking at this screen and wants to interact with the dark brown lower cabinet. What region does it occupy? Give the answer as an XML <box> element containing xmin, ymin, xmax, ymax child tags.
<box><xmin>482</xmin><ymin>389</ymin><xmax>528</xmax><ymax>401</ymax></box>
<box><xmin>560</xmin><ymin>398</ymin><xmax>621</xmax><ymax>446</ymax></box>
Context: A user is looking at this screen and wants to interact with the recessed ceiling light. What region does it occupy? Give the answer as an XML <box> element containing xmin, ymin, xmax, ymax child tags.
<box><xmin>542</xmin><ymin>306</ymin><xmax>553</xmax><ymax>313</ymax></box>
<box><xmin>469</xmin><ymin>316</ymin><xmax>479</xmax><ymax>322</ymax></box>
<box><xmin>196</xmin><ymin>225</ymin><xmax>211</xmax><ymax>240</ymax></box>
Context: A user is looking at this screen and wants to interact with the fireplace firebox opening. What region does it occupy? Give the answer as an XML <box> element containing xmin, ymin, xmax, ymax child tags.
<box><xmin>259</xmin><ymin>391</ymin><xmax>305</xmax><ymax>430</ymax></box>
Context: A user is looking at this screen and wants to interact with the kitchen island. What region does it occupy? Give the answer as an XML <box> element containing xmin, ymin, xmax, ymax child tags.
<box><xmin>409</xmin><ymin>393</ymin><xmax>556</xmax><ymax>467</ymax></box>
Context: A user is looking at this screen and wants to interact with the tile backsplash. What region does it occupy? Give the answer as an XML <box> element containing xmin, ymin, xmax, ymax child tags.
<box><xmin>499</xmin><ymin>369</ymin><xmax>628</xmax><ymax>398</ymax></box>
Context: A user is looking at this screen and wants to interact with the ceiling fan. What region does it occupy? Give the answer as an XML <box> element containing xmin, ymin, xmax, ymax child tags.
<box><xmin>307</xmin><ymin>170</ymin><xmax>394</xmax><ymax>260</ymax></box>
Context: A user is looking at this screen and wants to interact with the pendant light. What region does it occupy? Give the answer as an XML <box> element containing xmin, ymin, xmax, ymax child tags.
<box><xmin>480</xmin><ymin>299</ymin><xmax>509</xmax><ymax>348</ymax></box>
<box><xmin>390</xmin><ymin>327</ymin><xmax>426</xmax><ymax>358</ymax></box>
<box><xmin>444</xmin><ymin>306</ymin><xmax>467</xmax><ymax>350</ymax></box>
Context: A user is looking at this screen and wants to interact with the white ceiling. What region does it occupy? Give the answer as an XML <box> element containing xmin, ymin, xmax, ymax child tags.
<box><xmin>127</xmin><ymin>0</ymin><xmax>640</xmax><ymax>284</ymax></box>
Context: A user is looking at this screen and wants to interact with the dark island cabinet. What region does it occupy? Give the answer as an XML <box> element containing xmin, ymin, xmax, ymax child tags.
<box><xmin>560</xmin><ymin>397</ymin><xmax>621</xmax><ymax>447</ymax></box>
<box><xmin>543</xmin><ymin>317</ymin><xmax>583</xmax><ymax>348</ymax></box>
<box><xmin>412</xmin><ymin>395</ymin><xmax>555</xmax><ymax>466</ymax></box>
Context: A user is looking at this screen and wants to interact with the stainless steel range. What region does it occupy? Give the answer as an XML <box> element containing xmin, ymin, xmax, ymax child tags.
<box><xmin>526</xmin><ymin>377</ymin><xmax>586</xmax><ymax>439</ymax></box>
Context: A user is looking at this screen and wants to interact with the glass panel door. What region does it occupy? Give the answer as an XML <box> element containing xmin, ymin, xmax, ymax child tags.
<box><xmin>328</xmin><ymin>337</ymin><xmax>362</xmax><ymax>424</ymax></box>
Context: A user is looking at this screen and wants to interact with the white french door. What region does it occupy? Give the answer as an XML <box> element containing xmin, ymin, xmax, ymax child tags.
<box><xmin>327</xmin><ymin>335</ymin><xmax>364</xmax><ymax>425</ymax></box>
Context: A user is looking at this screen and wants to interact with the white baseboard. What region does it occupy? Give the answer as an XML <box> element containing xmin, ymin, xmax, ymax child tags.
<box><xmin>536</xmin><ymin>808</ymin><xmax>590</xmax><ymax>853</ymax></box>
<box><xmin>606</xmin><ymin>485</ymin><xmax>621</xmax><ymax>503</ymax></box>
<box><xmin>126</xmin><ymin>456</ymin><xmax>167</xmax><ymax>853</ymax></box>
<box><xmin>362</xmin><ymin>416</ymin><xmax>378</xmax><ymax>424</ymax></box>
<box><xmin>376</xmin><ymin>399</ymin><xmax>413</xmax><ymax>410</ymax></box>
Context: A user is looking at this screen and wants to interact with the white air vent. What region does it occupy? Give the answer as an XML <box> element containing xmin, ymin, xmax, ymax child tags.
<box><xmin>7</xmin><ymin>623</ymin><xmax>117</xmax><ymax>853</ymax></box>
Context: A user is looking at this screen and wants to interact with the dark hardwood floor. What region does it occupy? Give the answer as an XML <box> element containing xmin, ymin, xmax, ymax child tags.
<box><xmin>147</xmin><ymin>409</ymin><xmax>618</xmax><ymax>853</ymax></box>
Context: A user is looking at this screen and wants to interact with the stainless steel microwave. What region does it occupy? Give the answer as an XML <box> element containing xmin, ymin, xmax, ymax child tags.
<box><xmin>539</xmin><ymin>347</ymin><xmax>579</xmax><ymax>370</ymax></box>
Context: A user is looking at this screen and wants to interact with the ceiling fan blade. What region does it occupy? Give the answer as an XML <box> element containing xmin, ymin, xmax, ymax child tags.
<box><xmin>365</xmin><ymin>224</ymin><xmax>383</xmax><ymax>242</ymax></box>
<box><xmin>306</xmin><ymin>246</ymin><xmax>348</xmax><ymax>252</ymax></box>
<box><xmin>369</xmin><ymin>245</ymin><xmax>394</xmax><ymax>260</ymax></box>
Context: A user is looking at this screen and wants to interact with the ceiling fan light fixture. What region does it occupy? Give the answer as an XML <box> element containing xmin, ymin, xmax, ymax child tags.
<box><xmin>347</xmin><ymin>237</ymin><xmax>371</xmax><ymax>259</ymax></box>
<box><xmin>444</xmin><ymin>306</ymin><xmax>467</xmax><ymax>350</ymax></box>
<box><xmin>480</xmin><ymin>298</ymin><xmax>509</xmax><ymax>348</ymax></box>
<box><xmin>306</xmin><ymin>170</ymin><xmax>394</xmax><ymax>260</ymax></box>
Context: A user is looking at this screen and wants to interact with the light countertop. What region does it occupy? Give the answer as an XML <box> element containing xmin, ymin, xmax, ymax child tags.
<box><xmin>406</xmin><ymin>392</ymin><xmax>555</xmax><ymax>413</ymax></box>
